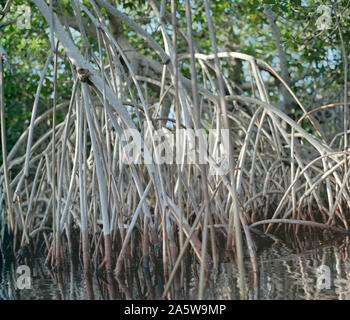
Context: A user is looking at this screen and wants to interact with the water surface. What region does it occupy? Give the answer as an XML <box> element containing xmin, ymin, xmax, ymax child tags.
<box><xmin>1</xmin><ymin>236</ymin><xmax>350</xmax><ymax>300</ymax></box>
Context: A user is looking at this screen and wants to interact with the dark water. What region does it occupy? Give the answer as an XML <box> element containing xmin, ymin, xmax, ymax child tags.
<box><xmin>1</xmin><ymin>236</ymin><xmax>350</xmax><ymax>300</ymax></box>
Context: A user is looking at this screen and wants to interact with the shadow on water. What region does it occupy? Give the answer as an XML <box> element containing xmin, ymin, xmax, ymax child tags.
<box><xmin>1</xmin><ymin>234</ymin><xmax>350</xmax><ymax>300</ymax></box>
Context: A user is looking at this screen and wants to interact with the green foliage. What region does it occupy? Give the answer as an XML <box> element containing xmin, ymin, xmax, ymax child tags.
<box><xmin>0</xmin><ymin>0</ymin><xmax>349</xmax><ymax>162</ymax></box>
<box><xmin>0</xmin><ymin>0</ymin><xmax>73</xmax><ymax>160</ymax></box>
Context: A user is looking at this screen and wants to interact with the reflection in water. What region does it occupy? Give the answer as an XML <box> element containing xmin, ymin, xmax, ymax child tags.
<box><xmin>1</xmin><ymin>237</ymin><xmax>350</xmax><ymax>300</ymax></box>
<box><xmin>204</xmin><ymin>236</ymin><xmax>350</xmax><ymax>300</ymax></box>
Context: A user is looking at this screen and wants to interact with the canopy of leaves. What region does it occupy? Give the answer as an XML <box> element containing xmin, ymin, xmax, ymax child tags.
<box><xmin>0</xmin><ymin>0</ymin><xmax>349</xmax><ymax>160</ymax></box>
